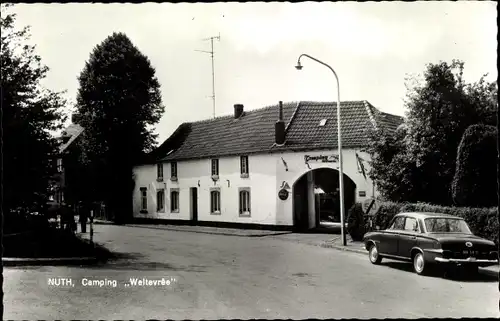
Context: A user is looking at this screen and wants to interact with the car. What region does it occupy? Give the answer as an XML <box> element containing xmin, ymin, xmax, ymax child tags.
<box><xmin>362</xmin><ymin>212</ymin><xmax>498</xmax><ymax>276</ymax></box>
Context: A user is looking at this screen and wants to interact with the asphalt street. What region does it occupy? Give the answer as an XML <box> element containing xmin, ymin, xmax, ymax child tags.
<box><xmin>4</xmin><ymin>224</ymin><xmax>499</xmax><ymax>319</ymax></box>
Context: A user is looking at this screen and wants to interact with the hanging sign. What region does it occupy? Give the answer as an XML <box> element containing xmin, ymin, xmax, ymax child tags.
<box><xmin>304</xmin><ymin>154</ymin><xmax>338</xmax><ymax>169</ymax></box>
<box><xmin>278</xmin><ymin>189</ymin><xmax>289</xmax><ymax>200</ymax></box>
<box><xmin>280</xmin><ymin>181</ymin><xmax>291</xmax><ymax>190</ymax></box>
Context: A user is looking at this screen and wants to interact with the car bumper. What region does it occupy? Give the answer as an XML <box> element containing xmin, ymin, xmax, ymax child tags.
<box><xmin>434</xmin><ymin>257</ymin><xmax>499</xmax><ymax>266</ymax></box>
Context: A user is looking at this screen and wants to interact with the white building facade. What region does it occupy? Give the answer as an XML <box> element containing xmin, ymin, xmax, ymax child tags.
<box><xmin>132</xmin><ymin>101</ymin><xmax>403</xmax><ymax>230</ymax></box>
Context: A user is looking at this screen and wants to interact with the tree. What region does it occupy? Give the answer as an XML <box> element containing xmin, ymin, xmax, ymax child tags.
<box><xmin>1</xmin><ymin>4</ymin><xmax>67</xmax><ymax>214</ymax></box>
<box><xmin>75</xmin><ymin>32</ymin><xmax>164</xmax><ymax>223</ymax></box>
<box><xmin>451</xmin><ymin>124</ymin><xmax>498</xmax><ymax>207</ymax></box>
<box><xmin>367</xmin><ymin>60</ymin><xmax>498</xmax><ymax>205</ymax></box>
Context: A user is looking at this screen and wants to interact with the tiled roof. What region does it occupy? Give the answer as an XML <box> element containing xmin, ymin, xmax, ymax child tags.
<box><xmin>58</xmin><ymin>123</ymin><xmax>84</xmax><ymax>153</ymax></box>
<box><xmin>160</xmin><ymin>101</ymin><xmax>404</xmax><ymax>162</ymax></box>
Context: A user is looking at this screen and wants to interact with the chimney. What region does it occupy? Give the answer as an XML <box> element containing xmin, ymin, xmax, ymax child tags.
<box><xmin>275</xmin><ymin>101</ymin><xmax>285</xmax><ymax>145</ymax></box>
<box><xmin>71</xmin><ymin>113</ymin><xmax>82</xmax><ymax>124</ymax></box>
<box><xmin>234</xmin><ymin>104</ymin><xmax>244</xmax><ymax>119</ymax></box>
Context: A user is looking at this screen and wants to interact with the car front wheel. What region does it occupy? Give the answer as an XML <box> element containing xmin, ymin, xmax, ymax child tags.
<box><xmin>413</xmin><ymin>252</ymin><xmax>427</xmax><ymax>275</ymax></box>
<box><xmin>369</xmin><ymin>243</ymin><xmax>382</xmax><ymax>264</ymax></box>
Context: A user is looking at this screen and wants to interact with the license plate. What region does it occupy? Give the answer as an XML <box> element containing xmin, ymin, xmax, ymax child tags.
<box><xmin>462</xmin><ymin>250</ymin><xmax>480</xmax><ymax>256</ymax></box>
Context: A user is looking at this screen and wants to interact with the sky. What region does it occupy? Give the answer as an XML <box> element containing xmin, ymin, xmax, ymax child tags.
<box><xmin>9</xmin><ymin>2</ymin><xmax>498</xmax><ymax>143</ymax></box>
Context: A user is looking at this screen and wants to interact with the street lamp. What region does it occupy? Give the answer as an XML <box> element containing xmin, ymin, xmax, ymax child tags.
<box><xmin>295</xmin><ymin>53</ymin><xmax>347</xmax><ymax>246</ymax></box>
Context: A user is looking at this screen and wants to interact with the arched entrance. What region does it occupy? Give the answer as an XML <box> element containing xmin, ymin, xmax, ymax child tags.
<box><xmin>292</xmin><ymin>168</ymin><xmax>356</xmax><ymax>232</ymax></box>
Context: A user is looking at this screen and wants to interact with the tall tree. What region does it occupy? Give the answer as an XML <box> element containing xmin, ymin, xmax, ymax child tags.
<box><xmin>367</xmin><ymin>60</ymin><xmax>497</xmax><ymax>205</ymax></box>
<box><xmin>451</xmin><ymin>124</ymin><xmax>498</xmax><ymax>207</ymax></box>
<box><xmin>1</xmin><ymin>4</ymin><xmax>67</xmax><ymax>213</ymax></box>
<box><xmin>75</xmin><ymin>32</ymin><xmax>164</xmax><ymax>223</ymax></box>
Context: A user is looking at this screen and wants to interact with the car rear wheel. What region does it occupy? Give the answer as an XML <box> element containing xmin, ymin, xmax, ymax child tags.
<box><xmin>368</xmin><ymin>243</ymin><xmax>382</xmax><ymax>264</ymax></box>
<box><xmin>413</xmin><ymin>252</ymin><xmax>427</xmax><ymax>275</ymax></box>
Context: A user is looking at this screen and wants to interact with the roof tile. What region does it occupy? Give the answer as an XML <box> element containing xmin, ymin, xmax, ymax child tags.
<box><xmin>160</xmin><ymin>101</ymin><xmax>404</xmax><ymax>161</ymax></box>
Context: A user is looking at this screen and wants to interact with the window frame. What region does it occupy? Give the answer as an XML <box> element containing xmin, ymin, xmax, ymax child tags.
<box><xmin>238</xmin><ymin>188</ymin><xmax>251</xmax><ymax>217</ymax></box>
<box><xmin>156</xmin><ymin>189</ymin><xmax>165</xmax><ymax>212</ymax></box>
<box><xmin>140</xmin><ymin>187</ymin><xmax>148</xmax><ymax>212</ymax></box>
<box><xmin>403</xmin><ymin>216</ymin><xmax>419</xmax><ymax>233</ymax></box>
<box><xmin>211</xmin><ymin>159</ymin><xmax>219</xmax><ymax>177</ymax></box>
<box><xmin>240</xmin><ymin>156</ymin><xmax>249</xmax><ymax>177</ymax></box>
<box><xmin>56</xmin><ymin>158</ymin><xmax>63</xmax><ymax>173</ymax></box>
<box><xmin>157</xmin><ymin>163</ymin><xmax>164</xmax><ymax>181</ymax></box>
<box><xmin>210</xmin><ymin>188</ymin><xmax>221</xmax><ymax>214</ymax></box>
<box><xmin>388</xmin><ymin>216</ymin><xmax>405</xmax><ymax>231</ymax></box>
<box><xmin>170</xmin><ymin>162</ymin><xmax>178</xmax><ymax>181</ymax></box>
<box><xmin>170</xmin><ymin>188</ymin><xmax>180</xmax><ymax>213</ymax></box>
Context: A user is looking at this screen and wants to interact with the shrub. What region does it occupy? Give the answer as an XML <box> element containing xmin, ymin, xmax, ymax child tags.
<box><xmin>363</xmin><ymin>201</ymin><xmax>406</xmax><ymax>232</ymax></box>
<box><xmin>451</xmin><ymin>124</ymin><xmax>498</xmax><ymax>207</ymax></box>
<box><xmin>363</xmin><ymin>201</ymin><xmax>499</xmax><ymax>245</ymax></box>
<box><xmin>347</xmin><ymin>203</ymin><xmax>365</xmax><ymax>241</ymax></box>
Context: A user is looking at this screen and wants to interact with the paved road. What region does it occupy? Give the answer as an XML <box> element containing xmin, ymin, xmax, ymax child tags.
<box><xmin>4</xmin><ymin>225</ymin><xmax>499</xmax><ymax>319</ymax></box>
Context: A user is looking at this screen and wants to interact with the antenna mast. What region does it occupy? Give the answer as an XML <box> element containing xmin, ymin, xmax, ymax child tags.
<box><xmin>195</xmin><ymin>32</ymin><xmax>220</xmax><ymax>119</ymax></box>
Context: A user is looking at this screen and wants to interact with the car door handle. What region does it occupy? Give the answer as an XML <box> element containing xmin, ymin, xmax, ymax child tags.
<box><xmin>410</xmin><ymin>236</ymin><xmax>417</xmax><ymax>240</ymax></box>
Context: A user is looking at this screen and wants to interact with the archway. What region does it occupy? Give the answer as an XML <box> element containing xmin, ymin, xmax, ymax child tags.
<box><xmin>292</xmin><ymin>168</ymin><xmax>356</xmax><ymax>232</ymax></box>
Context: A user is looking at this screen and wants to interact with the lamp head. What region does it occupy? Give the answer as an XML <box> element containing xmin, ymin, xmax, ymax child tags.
<box><xmin>295</xmin><ymin>62</ymin><xmax>303</xmax><ymax>70</ymax></box>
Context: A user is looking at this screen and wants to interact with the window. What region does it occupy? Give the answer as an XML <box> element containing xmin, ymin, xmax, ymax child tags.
<box><xmin>240</xmin><ymin>156</ymin><xmax>249</xmax><ymax>176</ymax></box>
<box><xmin>239</xmin><ymin>189</ymin><xmax>251</xmax><ymax>216</ymax></box>
<box><xmin>404</xmin><ymin>217</ymin><xmax>419</xmax><ymax>232</ymax></box>
<box><xmin>171</xmin><ymin>162</ymin><xmax>177</xmax><ymax>179</ymax></box>
<box><xmin>170</xmin><ymin>189</ymin><xmax>179</xmax><ymax>212</ymax></box>
<box><xmin>210</xmin><ymin>189</ymin><xmax>221</xmax><ymax>214</ymax></box>
<box><xmin>388</xmin><ymin>216</ymin><xmax>405</xmax><ymax>230</ymax></box>
<box><xmin>57</xmin><ymin>158</ymin><xmax>63</xmax><ymax>172</ymax></box>
<box><xmin>157</xmin><ymin>189</ymin><xmax>165</xmax><ymax>212</ymax></box>
<box><xmin>140</xmin><ymin>187</ymin><xmax>148</xmax><ymax>212</ymax></box>
<box><xmin>157</xmin><ymin>163</ymin><xmax>164</xmax><ymax>181</ymax></box>
<box><xmin>211</xmin><ymin>159</ymin><xmax>219</xmax><ymax>176</ymax></box>
<box><xmin>55</xmin><ymin>189</ymin><xmax>63</xmax><ymax>204</ymax></box>
<box><xmin>424</xmin><ymin>218</ymin><xmax>472</xmax><ymax>234</ymax></box>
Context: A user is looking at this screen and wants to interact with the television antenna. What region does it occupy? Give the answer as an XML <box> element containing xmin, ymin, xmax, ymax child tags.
<box><xmin>195</xmin><ymin>33</ymin><xmax>220</xmax><ymax>119</ymax></box>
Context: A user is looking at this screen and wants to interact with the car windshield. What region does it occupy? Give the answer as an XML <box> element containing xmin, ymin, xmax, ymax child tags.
<box><xmin>424</xmin><ymin>218</ymin><xmax>472</xmax><ymax>234</ymax></box>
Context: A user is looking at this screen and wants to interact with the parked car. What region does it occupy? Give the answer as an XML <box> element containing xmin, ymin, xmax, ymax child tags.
<box><xmin>363</xmin><ymin>212</ymin><xmax>498</xmax><ymax>276</ymax></box>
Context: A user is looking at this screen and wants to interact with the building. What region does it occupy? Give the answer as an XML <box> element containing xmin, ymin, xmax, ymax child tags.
<box><xmin>47</xmin><ymin>115</ymin><xmax>84</xmax><ymax>214</ymax></box>
<box><xmin>132</xmin><ymin>101</ymin><xmax>404</xmax><ymax>231</ymax></box>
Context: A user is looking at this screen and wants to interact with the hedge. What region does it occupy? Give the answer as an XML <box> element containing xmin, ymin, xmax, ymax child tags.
<box><xmin>353</xmin><ymin>201</ymin><xmax>499</xmax><ymax>245</ymax></box>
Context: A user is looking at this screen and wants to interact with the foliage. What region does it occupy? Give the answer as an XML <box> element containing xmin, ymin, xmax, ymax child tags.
<box><xmin>364</xmin><ymin>202</ymin><xmax>499</xmax><ymax>245</ymax></box>
<box><xmin>1</xmin><ymin>5</ymin><xmax>67</xmax><ymax>214</ymax></box>
<box><xmin>364</xmin><ymin>201</ymin><xmax>404</xmax><ymax>232</ymax></box>
<box><xmin>451</xmin><ymin>124</ymin><xmax>498</xmax><ymax>207</ymax></box>
<box><xmin>346</xmin><ymin>203</ymin><xmax>365</xmax><ymax>241</ymax></box>
<box><xmin>75</xmin><ymin>32</ymin><xmax>164</xmax><ymax>223</ymax></box>
<box><xmin>366</xmin><ymin>60</ymin><xmax>498</xmax><ymax>205</ymax></box>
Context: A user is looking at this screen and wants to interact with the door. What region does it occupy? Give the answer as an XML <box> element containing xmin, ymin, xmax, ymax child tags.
<box><xmin>379</xmin><ymin>216</ymin><xmax>404</xmax><ymax>255</ymax></box>
<box><xmin>398</xmin><ymin>216</ymin><xmax>419</xmax><ymax>258</ymax></box>
<box><xmin>190</xmin><ymin>187</ymin><xmax>198</xmax><ymax>223</ymax></box>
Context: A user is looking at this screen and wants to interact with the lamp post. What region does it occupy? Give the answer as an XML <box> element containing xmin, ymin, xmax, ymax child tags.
<box><xmin>295</xmin><ymin>54</ymin><xmax>347</xmax><ymax>246</ymax></box>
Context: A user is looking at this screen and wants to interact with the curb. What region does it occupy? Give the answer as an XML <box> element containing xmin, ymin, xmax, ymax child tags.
<box><xmin>320</xmin><ymin>242</ymin><xmax>367</xmax><ymax>254</ymax></box>
<box><xmin>124</xmin><ymin>224</ymin><xmax>290</xmax><ymax>238</ymax></box>
<box><xmin>93</xmin><ymin>221</ymin><xmax>291</xmax><ymax>238</ymax></box>
<box><xmin>2</xmin><ymin>257</ymin><xmax>98</xmax><ymax>266</ymax></box>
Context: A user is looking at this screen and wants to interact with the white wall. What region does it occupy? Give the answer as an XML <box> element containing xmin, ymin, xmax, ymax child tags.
<box><xmin>132</xmin><ymin>148</ymin><xmax>376</xmax><ymax>227</ymax></box>
<box><xmin>132</xmin><ymin>164</ymin><xmax>169</xmax><ymax>219</ymax></box>
<box><xmin>274</xmin><ymin>148</ymin><xmax>375</xmax><ymax>226</ymax></box>
<box><xmin>133</xmin><ymin>154</ymin><xmax>278</xmax><ymax>225</ymax></box>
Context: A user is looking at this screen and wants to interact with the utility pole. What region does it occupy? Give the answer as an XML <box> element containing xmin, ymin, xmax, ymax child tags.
<box><xmin>195</xmin><ymin>33</ymin><xmax>220</xmax><ymax>119</ymax></box>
